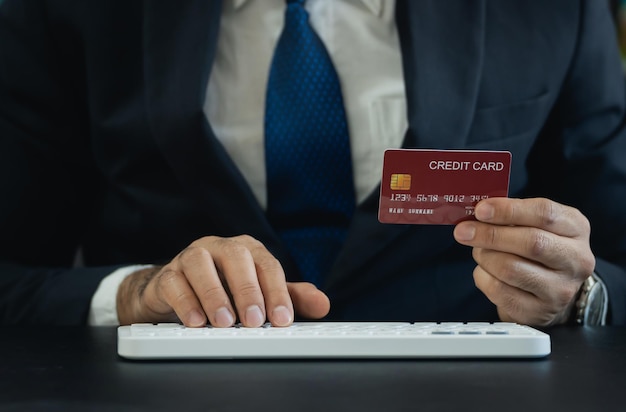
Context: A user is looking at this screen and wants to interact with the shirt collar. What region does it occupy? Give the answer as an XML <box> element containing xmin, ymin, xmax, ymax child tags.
<box><xmin>231</xmin><ymin>0</ymin><xmax>384</xmax><ymax>17</ymax></box>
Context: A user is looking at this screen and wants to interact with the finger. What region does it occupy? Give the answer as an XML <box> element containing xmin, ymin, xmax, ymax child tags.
<box><xmin>472</xmin><ymin>264</ymin><xmax>559</xmax><ymax>326</ymax></box>
<box><xmin>473</xmin><ymin>197</ymin><xmax>590</xmax><ymax>238</ymax></box>
<box><xmin>176</xmin><ymin>246</ymin><xmax>236</xmax><ymax>328</ymax></box>
<box><xmin>454</xmin><ymin>221</ymin><xmax>592</xmax><ymax>273</ymax></box>
<box><xmin>244</xmin><ymin>236</ymin><xmax>295</xmax><ymax>327</ymax></box>
<box><xmin>152</xmin><ymin>267</ymin><xmax>208</xmax><ymax>327</ymax></box>
<box><xmin>208</xmin><ymin>236</ymin><xmax>267</xmax><ymax>327</ymax></box>
<box><xmin>287</xmin><ymin>282</ymin><xmax>331</xmax><ymax>319</ymax></box>
<box><xmin>472</xmin><ymin>247</ymin><xmax>581</xmax><ymax>304</ymax></box>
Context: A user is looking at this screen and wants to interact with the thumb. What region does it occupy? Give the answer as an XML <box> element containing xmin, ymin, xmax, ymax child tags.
<box><xmin>286</xmin><ymin>282</ymin><xmax>331</xmax><ymax>319</ymax></box>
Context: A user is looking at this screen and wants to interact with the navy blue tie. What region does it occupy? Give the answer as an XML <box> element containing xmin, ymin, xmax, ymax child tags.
<box><xmin>264</xmin><ymin>0</ymin><xmax>356</xmax><ymax>286</ymax></box>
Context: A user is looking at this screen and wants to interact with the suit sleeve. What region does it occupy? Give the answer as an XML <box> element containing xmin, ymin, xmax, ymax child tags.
<box><xmin>529</xmin><ymin>0</ymin><xmax>626</xmax><ymax>324</ymax></box>
<box><xmin>0</xmin><ymin>0</ymin><xmax>120</xmax><ymax>325</ymax></box>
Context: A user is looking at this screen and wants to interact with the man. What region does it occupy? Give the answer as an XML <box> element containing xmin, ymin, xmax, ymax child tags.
<box><xmin>1</xmin><ymin>0</ymin><xmax>625</xmax><ymax>327</ymax></box>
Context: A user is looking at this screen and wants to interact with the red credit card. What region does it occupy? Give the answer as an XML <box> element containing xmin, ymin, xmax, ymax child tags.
<box><xmin>378</xmin><ymin>149</ymin><xmax>511</xmax><ymax>225</ymax></box>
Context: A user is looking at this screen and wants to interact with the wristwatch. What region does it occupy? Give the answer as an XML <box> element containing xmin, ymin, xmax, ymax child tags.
<box><xmin>574</xmin><ymin>273</ymin><xmax>608</xmax><ymax>326</ymax></box>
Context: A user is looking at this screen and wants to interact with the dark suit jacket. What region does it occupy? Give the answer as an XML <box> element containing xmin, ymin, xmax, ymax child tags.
<box><xmin>1</xmin><ymin>0</ymin><xmax>625</xmax><ymax>325</ymax></box>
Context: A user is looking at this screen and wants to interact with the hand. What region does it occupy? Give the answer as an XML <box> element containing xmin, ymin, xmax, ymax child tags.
<box><xmin>453</xmin><ymin>197</ymin><xmax>596</xmax><ymax>326</ymax></box>
<box><xmin>116</xmin><ymin>235</ymin><xmax>330</xmax><ymax>327</ymax></box>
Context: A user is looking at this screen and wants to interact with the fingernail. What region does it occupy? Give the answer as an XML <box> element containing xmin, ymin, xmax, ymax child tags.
<box><xmin>271</xmin><ymin>305</ymin><xmax>293</xmax><ymax>327</ymax></box>
<box><xmin>475</xmin><ymin>203</ymin><xmax>494</xmax><ymax>221</ymax></box>
<box><xmin>187</xmin><ymin>309</ymin><xmax>206</xmax><ymax>327</ymax></box>
<box><xmin>245</xmin><ymin>305</ymin><xmax>265</xmax><ymax>327</ymax></box>
<box><xmin>214</xmin><ymin>307</ymin><xmax>234</xmax><ymax>328</ymax></box>
<box><xmin>454</xmin><ymin>224</ymin><xmax>476</xmax><ymax>241</ymax></box>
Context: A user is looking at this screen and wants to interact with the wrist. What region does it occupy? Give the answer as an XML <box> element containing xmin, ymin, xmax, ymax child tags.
<box><xmin>116</xmin><ymin>266</ymin><xmax>160</xmax><ymax>325</ymax></box>
<box><xmin>88</xmin><ymin>264</ymin><xmax>152</xmax><ymax>326</ymax></box>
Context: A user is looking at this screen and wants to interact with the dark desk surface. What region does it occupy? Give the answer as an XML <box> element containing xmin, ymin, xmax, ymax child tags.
<box><xmin>1</xmin><ymin>326</ymin><xmax>625</xmax><ymax>412</ymax></box>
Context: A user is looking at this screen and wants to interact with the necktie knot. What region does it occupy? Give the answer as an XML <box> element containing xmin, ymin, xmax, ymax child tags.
<box><xmin>285</xmin><ymin>0</ymin><xmax>309</xmax><ymax>26</ymax></box>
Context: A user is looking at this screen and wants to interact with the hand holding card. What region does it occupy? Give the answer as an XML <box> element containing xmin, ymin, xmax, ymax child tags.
<box><xmin>378</xmin><ymin>149</ymin><xmax>511</xmax><ymax>225</ymax></box>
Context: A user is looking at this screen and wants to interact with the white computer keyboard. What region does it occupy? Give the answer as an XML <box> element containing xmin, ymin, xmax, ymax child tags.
<box><xmin>117</xmin><ymin>322</ymin><xmax>551</xmax><ymax>359</ymax></box>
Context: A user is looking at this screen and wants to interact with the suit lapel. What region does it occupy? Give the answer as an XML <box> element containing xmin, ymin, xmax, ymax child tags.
<box><xmin>325</xmin><ymin>0</ymin><xmax>486</xmax><ymax>292</ymax></box>
<box><xmin>143</xmin><ymin>1</ymin><xmax>286</xmax><ymax>258</ymax></box>
<box><xmin>398</xmin><ymin>0</ymin><xmax>486</xmax><ymax>149</ymax></box>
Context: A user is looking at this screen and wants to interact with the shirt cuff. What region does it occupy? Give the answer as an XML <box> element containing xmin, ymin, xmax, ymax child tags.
<box><xmin>88</xmin><ymin>264</ymin><xmax>154</xmax><ymax>326</ymax></box>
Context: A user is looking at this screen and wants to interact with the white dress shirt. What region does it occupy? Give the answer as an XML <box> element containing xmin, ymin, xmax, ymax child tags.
<box><xmin>88</xmin><ymin>0</ymin><xmax>407</xmax><ymax>325</ymax></box>
<box><xmin>206</xmin><ymin>0</ymin><xmax>406</xmax><ymax>206</ymax></box>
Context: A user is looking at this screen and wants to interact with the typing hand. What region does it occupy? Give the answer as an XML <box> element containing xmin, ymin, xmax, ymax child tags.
<box><xmin>453</xmin><ymin>197</ymin><xmax>595</xmax><ymax>326</ymax></box>
<box><xmin>116</xmin><ymin>235</ymin><xmax>330</xmax><ymax>327</ymax></box>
